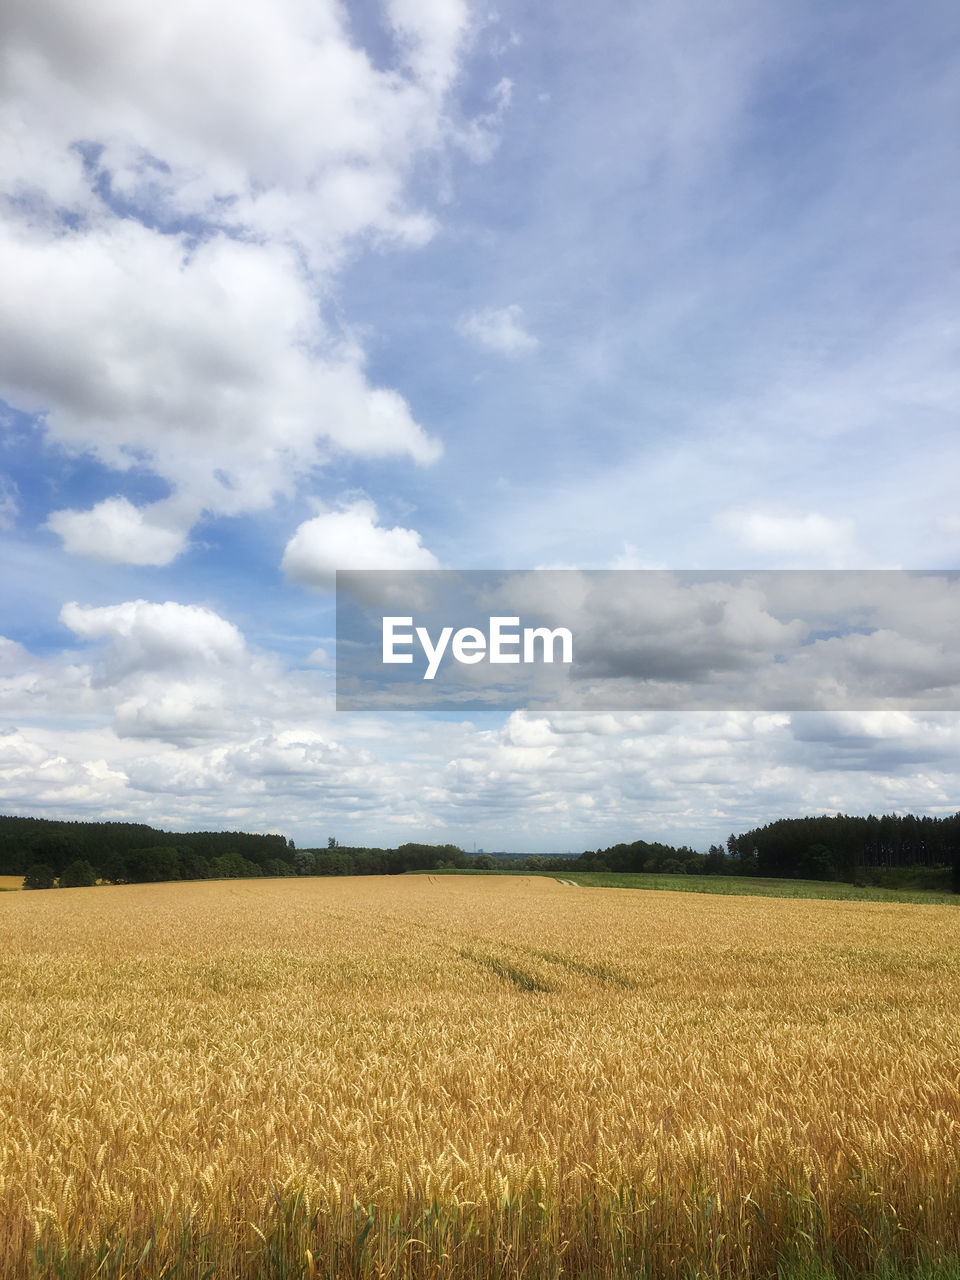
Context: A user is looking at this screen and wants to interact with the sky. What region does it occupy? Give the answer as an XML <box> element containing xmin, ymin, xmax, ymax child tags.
<box><xmin>1</xmin><ymin>0</ymin><xmax>958</xmax><ymax>852</ymax></box>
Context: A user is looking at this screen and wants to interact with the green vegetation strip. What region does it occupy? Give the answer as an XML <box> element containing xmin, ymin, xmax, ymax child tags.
<box><xmin>414</xmin><ymin>867</ymin><xmax>959</xmax><ymax>905</ymax></box>
<box><xmin>561</xmin><ymin>870</ymin><xmax>960</xmax><ymax>903</ymax></box>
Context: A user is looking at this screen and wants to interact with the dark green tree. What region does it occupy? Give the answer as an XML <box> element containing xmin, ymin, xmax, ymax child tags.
<box><xmin>210</xmin><ymin>852</ymin><xmax>261</xmax><ymax>878</ymax></box>
<box><xmin>129</xmin><ymin>846</ymin><xmax>182</xmax><ymax>883</ymax></box>
<box><xmin>29</xmin><ymin>832</ymin><xmax>81</xmax><ymax>876</ymax></box>
<box><xmin>98</xmin><ymin>850</ymin><xmax>130</xmax><ymax>884</ymax></box>
<box><xmin>263</xmin><ymin>858</ymin><xmax>296</xmax><ymax>877</ymax></box>
<box><xmin>58</xmin><ymin>859</ymin><xmax>97</xmax><ymax>888</ymax></box>
<box><xmin>803</xmin><ymin>843</ymin><xmax>836</xmax><ymax>881</ymax></box>
<box><xmin>23</xmin><ymin>863</ymin><xmax>56</xmax><ymax>890</ymax></box>
<box><xmin>704</xmin><ymin>845</ymin><xmax>726</xmax><ymax>875</ymax></box>
<box><xmin>315</xmin><ymin>851</ymin><xmax>354</xmax><ymax>876</ymax></box>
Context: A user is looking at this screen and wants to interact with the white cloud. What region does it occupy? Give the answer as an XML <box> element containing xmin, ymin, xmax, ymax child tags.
<box><xmin>0</xmin><ymin>0</ymin><xmax>472</xmax><ymax>563</ymax></box>
<box><xmin>715</xmin><ymin>507</ymin><xmax>862</xmax><ymax>567</ymax></box>
<box><xmin>47</xmin><ymin>498</ymin><xmax>188</xmax><ymax>566</ymax></box>
<box><xmin>282</xmin><ymin>498</ymin><xmax>440</xmax><ymax>590</ymax></box>
<box><xmin>53</xmin><ymin>600</ymin><xmax>260</xmax><ymax>743</ymax></box>
<box><xmin>4</xmin><ymin>603</ymin><xmax>960</xmax><ymax>845</ymax></box>
<box><xmin>458</xmin><ymin>304</ymin><xmax>539</xmax><ymax>356</ymax></box>
<box><xmin>385</xmin><ymin>0</ymin><xmax>471</xmax><ymax>93</ymax></box>
<box><xmin>0</xmin><ymin>0</ymin><xmax>467</xmax><ymax>230</ymax></box>
<box><xmin>1</xmin><ymin>221</ymin><xmax>441</xmax><ymax>541</ymax></box>
<box><xmin>60</xmin><ymin>598</ymin><xmax>246</xmax><ymax>679</ymax></box>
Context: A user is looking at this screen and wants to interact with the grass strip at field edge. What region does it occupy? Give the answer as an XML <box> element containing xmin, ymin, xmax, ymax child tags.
<box><xmin>410</xmin><ymin>868</ymin><xmax>959</xmax><ymax>906</ymax></box>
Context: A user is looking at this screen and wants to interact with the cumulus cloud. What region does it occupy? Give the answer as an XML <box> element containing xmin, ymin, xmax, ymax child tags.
<box><xmin>60</xmin><ymin>599</ymin><xmax>246</xmax><ymax>676</ymax></box>
<box><xmin>47</xmin><ymin>498</ymin><xmax>188</xmax><ymax>566</ymax></box>
<box><xmin>54</xmin><ymin>600</ymin><xmax>257</xmax><ymax>742</ymax></box>
<box><xmin>0</xmin><ymin>0</ymin><xmax>472</xmax><ymax>562</ymax></box>
<box><xmin>4</xmin><ymin>602</ymin><xmax>960</xmax><ymax>845</ymax></box>
<box><xmin>0</xmin><ymin>0</ymin><xmax>469</xmax><ymax>233</ymax></box>
<box><xmin>458</xmin><ymin>304</ymin><xmax>539</xmax><ymax>356</ymax></box>
<box><xmin>0</xmin><ymin>732</ymin><xmax>130</xmax><ymax>812</ymax></box>
<box><xmin>1</xmin><ymin>219</ymin><xmax>442</xmax><ymax>546</ymax></box>
<box><xmin>282</xmin><ymin>498</ymin><xmax>440</xmax><ymax>590</ymax></box>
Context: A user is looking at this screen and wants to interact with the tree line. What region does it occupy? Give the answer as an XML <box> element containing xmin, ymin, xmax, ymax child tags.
<box><xmin>6</xmin><ymin>811</ymin><xmax>960</xmax><ymax>891</ymax></box>
<box><xmin>292</xmin><ymin>841</ymin><xmax>468</xmax><ymax>877</ymax></box>
<box><xmin>723</xmin><ymin>812</ymin><xmax>960</xmax><ymax>885</ymax></box>
<box><xmin>0</xmin><ymin>817</ymin><xmax>295</xmax><ymax>888</ymax></box>
<box><xmin>465</xmin><ymin>814</ymin><xmax>960</xmax><ymax>889</ymax></box>
<box><xmin>0</xmin><ymin>817</ymin><xmax>471</xmax><ymax>887</ymax></box>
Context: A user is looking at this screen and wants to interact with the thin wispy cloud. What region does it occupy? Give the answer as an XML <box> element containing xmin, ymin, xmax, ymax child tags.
<box><xmin>0</xmin><ymin>476</ymin><xmax>18</xmax><ymax>530</ymax></box>
<box><xmin>458</xmin><ymin>304</ymin><xmax>539</xmax><ymax>356</ymax></box>
<box><xmin>714</xmin><ymin>507</ymin><xmax>864</xmax><ymax>568</ymax></box>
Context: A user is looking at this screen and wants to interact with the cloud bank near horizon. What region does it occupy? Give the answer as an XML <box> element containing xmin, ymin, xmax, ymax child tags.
<box><xmin>2</xmin><ymin>597</ymin><xmax>959</xmax><ymax>848</ymax></box>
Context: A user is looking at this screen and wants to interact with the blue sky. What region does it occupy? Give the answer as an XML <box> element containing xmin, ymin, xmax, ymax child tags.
<box><xmin>0</xmin><ymin>0</ymin><xmax>958</xmax><ymax>850</ymax></box>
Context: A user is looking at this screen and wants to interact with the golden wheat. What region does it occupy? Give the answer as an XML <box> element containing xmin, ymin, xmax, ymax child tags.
<box><xmin>1</xmin><ymin>874</ymin><xmax>959</xmax><ymax>1277</ymax></box>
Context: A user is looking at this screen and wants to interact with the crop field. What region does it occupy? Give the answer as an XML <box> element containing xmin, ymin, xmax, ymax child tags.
<box><xmin>2</xmin><ymin>876</ymin><xmax>960</xmax><ymax>1279</ymax></box>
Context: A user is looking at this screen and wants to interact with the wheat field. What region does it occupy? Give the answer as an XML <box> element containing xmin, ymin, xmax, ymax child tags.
<box><xmin>2</xmin><ymin>874</ymin><xmax>960</xmax><ymax>1279</ymax></box>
